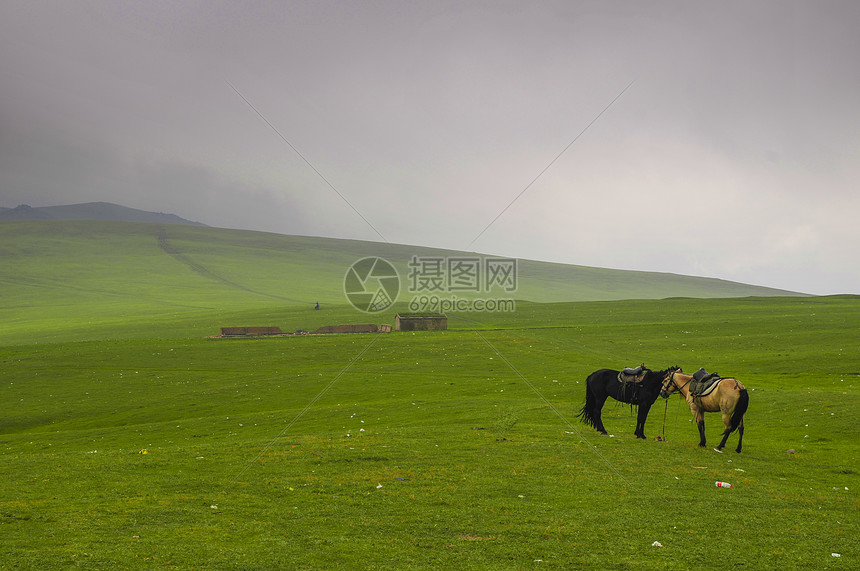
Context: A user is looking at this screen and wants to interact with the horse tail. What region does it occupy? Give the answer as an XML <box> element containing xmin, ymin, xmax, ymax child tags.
<box><xmin>729</xmin><ymin>388</ymin><xmax>749</xmax><ymax>432</ymax></box>
<box><xmin>576</xmin><ymin>377</ymin><xmax>597</xmax><ymax>428</ymax></box>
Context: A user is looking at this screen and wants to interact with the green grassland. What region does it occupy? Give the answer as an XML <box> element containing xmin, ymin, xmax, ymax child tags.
<box><xmin>0</xmin><ymin>221</ymin><xmax>856</xmax><ymax>569</ymax></box>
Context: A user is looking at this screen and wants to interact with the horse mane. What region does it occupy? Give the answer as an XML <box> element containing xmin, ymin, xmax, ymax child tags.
<box><xmin>643</xmin><ymin>366</ymin><xmax>681</xmax><ymax>387</ymax></box>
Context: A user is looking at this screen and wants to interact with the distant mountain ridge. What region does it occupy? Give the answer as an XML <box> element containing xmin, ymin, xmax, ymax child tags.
<box><xmin>0</xmin><ymin>202</ymin><xmax>204</xmax><ymax>225</ymax></box>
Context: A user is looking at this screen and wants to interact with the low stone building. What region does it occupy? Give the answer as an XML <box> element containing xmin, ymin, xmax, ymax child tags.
<box><xmin>220</xmin><ymin>326</ymin><xmax>284</xmax><ymax>337</ymax></box>
<box><xmin>314</xmin><ymin>324</ymin><xmax>379</xmax><ymax>334</ymax></box>
<box><xmin>394</xmin><ymin>313</ymin><xmax>447</xmax><ymax>331</ymax></box>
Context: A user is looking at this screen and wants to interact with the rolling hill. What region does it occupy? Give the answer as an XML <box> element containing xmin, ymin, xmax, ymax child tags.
<box><xmin>0</xmin><ymin>219</ymin><xmax>804</xmax><ymax>344</ymax></box>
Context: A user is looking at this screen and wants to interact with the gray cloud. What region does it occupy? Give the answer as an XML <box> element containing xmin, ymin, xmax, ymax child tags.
<box><xmin>1</xmin><ymin>0</ymin><xmax>858</xmax><ymax>294</ymax></box>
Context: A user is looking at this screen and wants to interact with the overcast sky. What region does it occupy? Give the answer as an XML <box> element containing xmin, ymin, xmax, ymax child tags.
<box><xmin>1</xmin><ymin>1</ymin><xmax>858</xmax><ymax>295</ymax></box>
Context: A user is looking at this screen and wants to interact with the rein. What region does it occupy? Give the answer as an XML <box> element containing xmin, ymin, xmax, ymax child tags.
<box><xmin>659</xmin><ymin>377</ymin><xmax>688</xmax><ymax>442</ymax></box>
<box><xmin>660</xmin><ymin>397</ymin><xmax>669</xmax><ymax>441</ymax></box>
<box><xmin>660</xmin><ymin>369</ymin><xmax>687</xmax><ymax>441</ymax></box>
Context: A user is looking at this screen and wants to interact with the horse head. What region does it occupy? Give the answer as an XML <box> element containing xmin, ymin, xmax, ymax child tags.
<box><xmin>660</xmin><ymin>366</ymin><xmax>683</xmax><ymax>399</ymax></box>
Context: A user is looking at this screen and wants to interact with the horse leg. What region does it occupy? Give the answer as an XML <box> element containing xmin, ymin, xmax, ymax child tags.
<box><xmin>635</xmin><ymin>402</ymin><xmax>651</xmax><ymax>439</ymax></box>
<box><xmin>689</xmin><ymin>401</ymin><xmax>706</xmax><ymax>447</ymax></box>
<box><xmin>592</xmin><ymin>393</ymin><xmax>609</xmax><ymax>435</ymax></box>
<box><xmin>731</xmin><ymin>389</ymin><xmax>749</xmax><ymax>453</ymax></box>
<box><xmin>697</xmin><ymin>418</ymin><xmax>706</xmax><ymax>447</ymax></box>
<box><xmin>579</xmin><ymin>379</ymin><xmax>611</xmax><ymax>435</ymax></box>
<box><xmin>716</xmin><ymin>409</ymin><xmax>733</xmax><ymax>451</ymax></box>
<box><xmin>735</xmin><ymin>418</ymin><xmax>744</xmax><ymax>453</ymax></box>
<box><xmin>717</xmin><ymin>390</ymin><xmax>749</xmax><ymax>453</ymax></box>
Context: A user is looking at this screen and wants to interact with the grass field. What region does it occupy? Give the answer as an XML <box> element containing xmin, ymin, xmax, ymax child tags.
<box><xmin>0</xmin><ymin>221</ymin><xmax>856</xmax><ymax>569</ymax></box>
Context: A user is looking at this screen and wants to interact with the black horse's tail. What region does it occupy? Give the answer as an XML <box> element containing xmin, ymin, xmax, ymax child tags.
<box><xmin>576</xmin><ymin>377</ymin><xmax>597</xmax><ymax>428</ymax></box>
<box><xmin>729</xmin><ymin>388</ymin><xmax>749</xmax><ymax>432</ymax></box>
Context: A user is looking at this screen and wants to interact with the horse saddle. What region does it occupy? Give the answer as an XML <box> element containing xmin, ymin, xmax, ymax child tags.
<box><xmin>618</xmin><ymin>364</ymin><xmax>646</xmax><ymax>383</ymax></box>
<box><xmin>690</xmin><ymin>368</ymin><xmax>721</xmax><ymax>397</ymax></box>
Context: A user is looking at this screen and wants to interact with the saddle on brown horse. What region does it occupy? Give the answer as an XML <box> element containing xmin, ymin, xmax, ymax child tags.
<box><xmin>689</xmin><ymin>368</ymin><xmax>722</xmax><ymax>398</ymax></box>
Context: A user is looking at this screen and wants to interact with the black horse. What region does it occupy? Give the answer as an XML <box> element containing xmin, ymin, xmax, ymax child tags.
<box><xmin>576</xmin><ymin>367</ymin><xmax>671</xmax><ymax>439</ymax></box>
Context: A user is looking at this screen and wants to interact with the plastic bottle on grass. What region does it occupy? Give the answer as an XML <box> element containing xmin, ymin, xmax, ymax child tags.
<box><xmin>715</xmin><ymin>481</ymin><xmax>732</xmax><ymax>488</ymax></box>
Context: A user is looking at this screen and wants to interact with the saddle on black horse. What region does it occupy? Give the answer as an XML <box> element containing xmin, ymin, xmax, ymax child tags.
<box><xmin>618</xmin><ymin>364</ymin><xmax>647</xmax><ymax>383</ymax></box>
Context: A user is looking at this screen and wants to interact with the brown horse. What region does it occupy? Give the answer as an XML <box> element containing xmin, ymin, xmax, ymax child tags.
<box><xmin>659</xmin><ymin>367</ymin><xmax>749</xmax><ymax>453</ymax></box>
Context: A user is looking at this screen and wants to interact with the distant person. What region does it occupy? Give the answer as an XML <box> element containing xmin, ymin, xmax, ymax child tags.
<box><xmin>314</xmin><ymin>301</ymin><xmax>320</xmax><ymax>310</ymax></box>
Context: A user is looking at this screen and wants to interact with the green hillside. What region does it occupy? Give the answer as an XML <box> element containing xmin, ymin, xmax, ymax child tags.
<box><xmin>0</xmin><ymin>220</ymin><xmax>802</xmax><ymax>344</ymax></box>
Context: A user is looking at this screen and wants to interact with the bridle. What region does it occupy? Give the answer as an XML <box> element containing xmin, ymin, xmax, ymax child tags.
<box><xmin>662</xmin><ymin>369</ymin><xmax>691</xmax><ymax>395</ymax></box>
